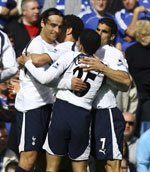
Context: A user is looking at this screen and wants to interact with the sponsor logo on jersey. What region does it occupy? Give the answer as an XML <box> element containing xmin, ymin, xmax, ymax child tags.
<box><xmin>53</xmin><ymin>62</ymin><xmax>60</xmax><ymax>69</ymax></box>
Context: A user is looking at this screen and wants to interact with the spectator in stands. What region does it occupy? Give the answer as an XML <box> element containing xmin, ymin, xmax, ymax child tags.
<box><xmin>0</xmin><ymin>0</ymin><xmax>17</xmax><ymax>29</ymax></box>
<box><xmin>125</xmin><ymin>19</ymin><xmax>150</xmax><ymax>137</ymax></box>
<box><xmin>115</xmin><ymin>0</ymin><xmax>150</xmax><ymax>51</ymax></box>
<box><xmin>10</xmin><ymin>0</ymin><xmax>43</xmax><ymax>16</ymax></box>
<box><xmin>5</xmin><ymin>161</ymin><xmax>18</xmax><ymax>172</ymax></box>
<box><xmin>123</xmin><ymin>112</ymin><xmax>138</xmax><ymax>168</ymax></box>
<box><xmin>121</xmin><ymin>140</ymin><xmax>136</xmax><ymax>172</ymax></box>
<box><xmin>10</xmin><ymin>0</ymin><xmax>22</xmax><ymax>16</ymax></box>
<box><xmin>136</xmin><ymin>128</ymin><xmax>150</xmax><ymax>172</ymax></box>
<box><xmin>4</xmin><ymin>0</ymin><xmax>40</xmax><ymax>56</ymax></box>
<box><xmin>0</xmin><ymin>79</ymin><xmax>16</xmax><ymax>123</ymax></box>
<box><xmin>0</xmin><ymin>122</ymin><xmax>18</xmax><ymax>172</ymax></box>
<box><xmin>78</xmin><ymin>0</ymin><xmax>114</xmax><ymax>30</ymax></box>
<box><xmin>107</xmin><ymin>0</ymin><xmax>124</xmax><ymax>15</ymax></box>
<box><xmin>0</xmin><ymin>81</ymin><xmax>9</xmax><ymax>111</ymax></box>
<box><xmin>116</xmin><ymin>76</ymin><xmax>138</xmax><ymax>117</ymax></box>
<box><xmin>7</xmin><ymin>73</ymin><xmax>20</xmax><ymax>157</ymax></box>
<box><xmin>42</xmin><ymin>0</ymin><xmax>90</xmax><ymax>15</ymax></box>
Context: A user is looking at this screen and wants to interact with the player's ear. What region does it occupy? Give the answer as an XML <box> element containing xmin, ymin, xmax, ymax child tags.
<box><xmin>66</xmin><ymin>27</ymin><xmax>72</xmax><ymax>35</ymax></box>
<box><xmin>110</xmin><ymin>34</ymin><xmax>115</xmax><ymax>42</ymax></box>
<box><xmin>79</xmin><ymin>44</ymin><xmax>84</xmax><ymax>52</ymax></box>
<box><xmin>41</xmin><ymin>19</ymin><xmax>45</xmax><ymax>28</ymax></box>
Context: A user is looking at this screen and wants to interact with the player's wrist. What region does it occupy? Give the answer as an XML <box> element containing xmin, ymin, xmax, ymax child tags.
<box><xmin>98</xmin><ymin>63</ymin><xmax>106</xmax><ymax>72</ymax></box>
<box><xmin>24</xmin><ymin>59</ymin><xmax>32</xmax><ymax>67</ymax></box>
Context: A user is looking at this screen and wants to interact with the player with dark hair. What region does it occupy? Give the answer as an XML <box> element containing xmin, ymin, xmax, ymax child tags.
<box><xmin>15</xmin><ymin>8</ymin><xmax>64</xmax><ymax>172</ymax></box>
<box><xmin>80</xmin><ymin>18</ymin><xmax>131</xmax><ymax>172</ymax></box>
<box><xmin>18</xmin><ymin>28</ymin><xmax>104</xmax><ymax>172</ymax></box>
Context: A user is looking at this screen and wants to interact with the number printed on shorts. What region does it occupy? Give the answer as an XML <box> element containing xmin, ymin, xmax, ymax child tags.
<box><xmin>71</xmin><ymin>66</ymin><xmax>96</xmax><ymax>97</ymax></box>
<box><xmin>99</xmin><ymin>138</ymin><xmax>106</xmax><ymax>155</ymax></box>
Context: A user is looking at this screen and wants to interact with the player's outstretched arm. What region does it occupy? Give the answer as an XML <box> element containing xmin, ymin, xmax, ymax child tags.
<box><xmin>31</xmin><ymin>53</ymin><xmax>52</xmax><ymax>66</ymax></box>
<box><xmin>17</xmin><ymin>53</ymin><xmax>52</xmax><ymax>67</ymax></box>
<box><xmin>24</xmin><ymin>53</ymin><xmax>70</xmax><ymax>85</ymax></box>
<box><xmin>80</xmin><ymin>55</ymin><xmax>131</xmax><ymax>87</ymax></box>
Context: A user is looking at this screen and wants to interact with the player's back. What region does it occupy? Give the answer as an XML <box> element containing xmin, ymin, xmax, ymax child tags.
<box><xmin>56</xmin><ymin>52</ymin><xmax>104</xmax><ymax>111</ymax></box>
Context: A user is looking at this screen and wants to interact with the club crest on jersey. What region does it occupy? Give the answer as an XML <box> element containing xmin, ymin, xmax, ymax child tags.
<box><xmin>53</xmin><ymin>48</ymin><xmax>57</xmax><ymax>53</ymax></box>
<box><xmin>117</xmin><ymin>59</ymin><xmax>123</xmax><ymax>66</ymax></box>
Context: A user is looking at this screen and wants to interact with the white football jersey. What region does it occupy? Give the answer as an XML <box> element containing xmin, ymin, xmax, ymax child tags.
<box><xmin>49</xmin><ymin>41</ymin><xmax>78</xmax><ymax>62</ymax></box>
<box><xmin>0</xmin><ymin>30</ymin><xmax>18</xmax><ymax>82</ymax></box>
<box><xmin>45</xmin><ymin>41</ymin><xmax>79</xmax><ymax>90</ymax></box>
<box><xmin>93</xmin><ymin>45</ymin><xmax>129</xmax><ymax>109</ymax></box>
<box><xmin>15</xmin><ymin>35</ymin><xmax>57</xmax><ymax>112</ymax></box>
<box><xmin>25</xmin><ymin>51</ymin><xmax>104</xmax><ymax>110</ymax></box>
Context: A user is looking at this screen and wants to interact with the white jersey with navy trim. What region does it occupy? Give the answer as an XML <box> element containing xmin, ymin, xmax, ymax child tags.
<box><xmin>25</xmin><ymin>51</ymin><xmax>104</xmax><ymax>110</ymax></box>
<box><xmin>93</xmin><ymin>45</ymin><xmax>128</xmax><ymax>109</ymax></box>
<box><xmin>49</xmin><ymin>41</ymin><xmax>78</xmax><ymax>62</ymax></box>
<box><xmin>45</xmin><ymin>41</ymin><xmax>78</xmax><ymax>90</ymax></box>
<box><xmin>15</xmin><ymin>35</ymin><xmax>56</xmax><ymax>112</ymax></box>
<box><xmin>0</xmin><ymin>30</ymin><xmax>18</xmax><ymax>82</ymax></box>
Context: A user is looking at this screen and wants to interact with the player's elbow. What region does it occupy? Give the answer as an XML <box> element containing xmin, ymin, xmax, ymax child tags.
<box><xmin>32</xmin><ymin>58</ymin><xmax>41</xmax><ymax>67</ymax></box>
<box><xmin>124</xmin><ymin>77</ymin><xmax>131</xmax><ymax>87</ymax></box>
<box><xmin>121</xmin><ymin>72</ymin><xmax>131</xmax><ymax>87</ymax></box>
<box><xmin>118</xmin><ymin>77</ymin><xmax>131</xmax><ymax>92</ymax></box>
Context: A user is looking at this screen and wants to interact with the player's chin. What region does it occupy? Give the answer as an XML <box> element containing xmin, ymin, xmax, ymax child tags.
<box><xmin>52</xmin><ymin>35</ymin><xmax>58</xmax><ymax>41</ymax></box>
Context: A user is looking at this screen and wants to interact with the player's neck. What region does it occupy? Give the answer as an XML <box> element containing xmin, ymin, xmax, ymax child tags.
<box><xmin>64</xmin><ymin>35</ymin><xmax>76</xmax><ymax>43</ymax></box>
<box><xmin>40</xmin><ymin>32</ymin><xmax>54</xmax><ymax>44</ymax></box>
